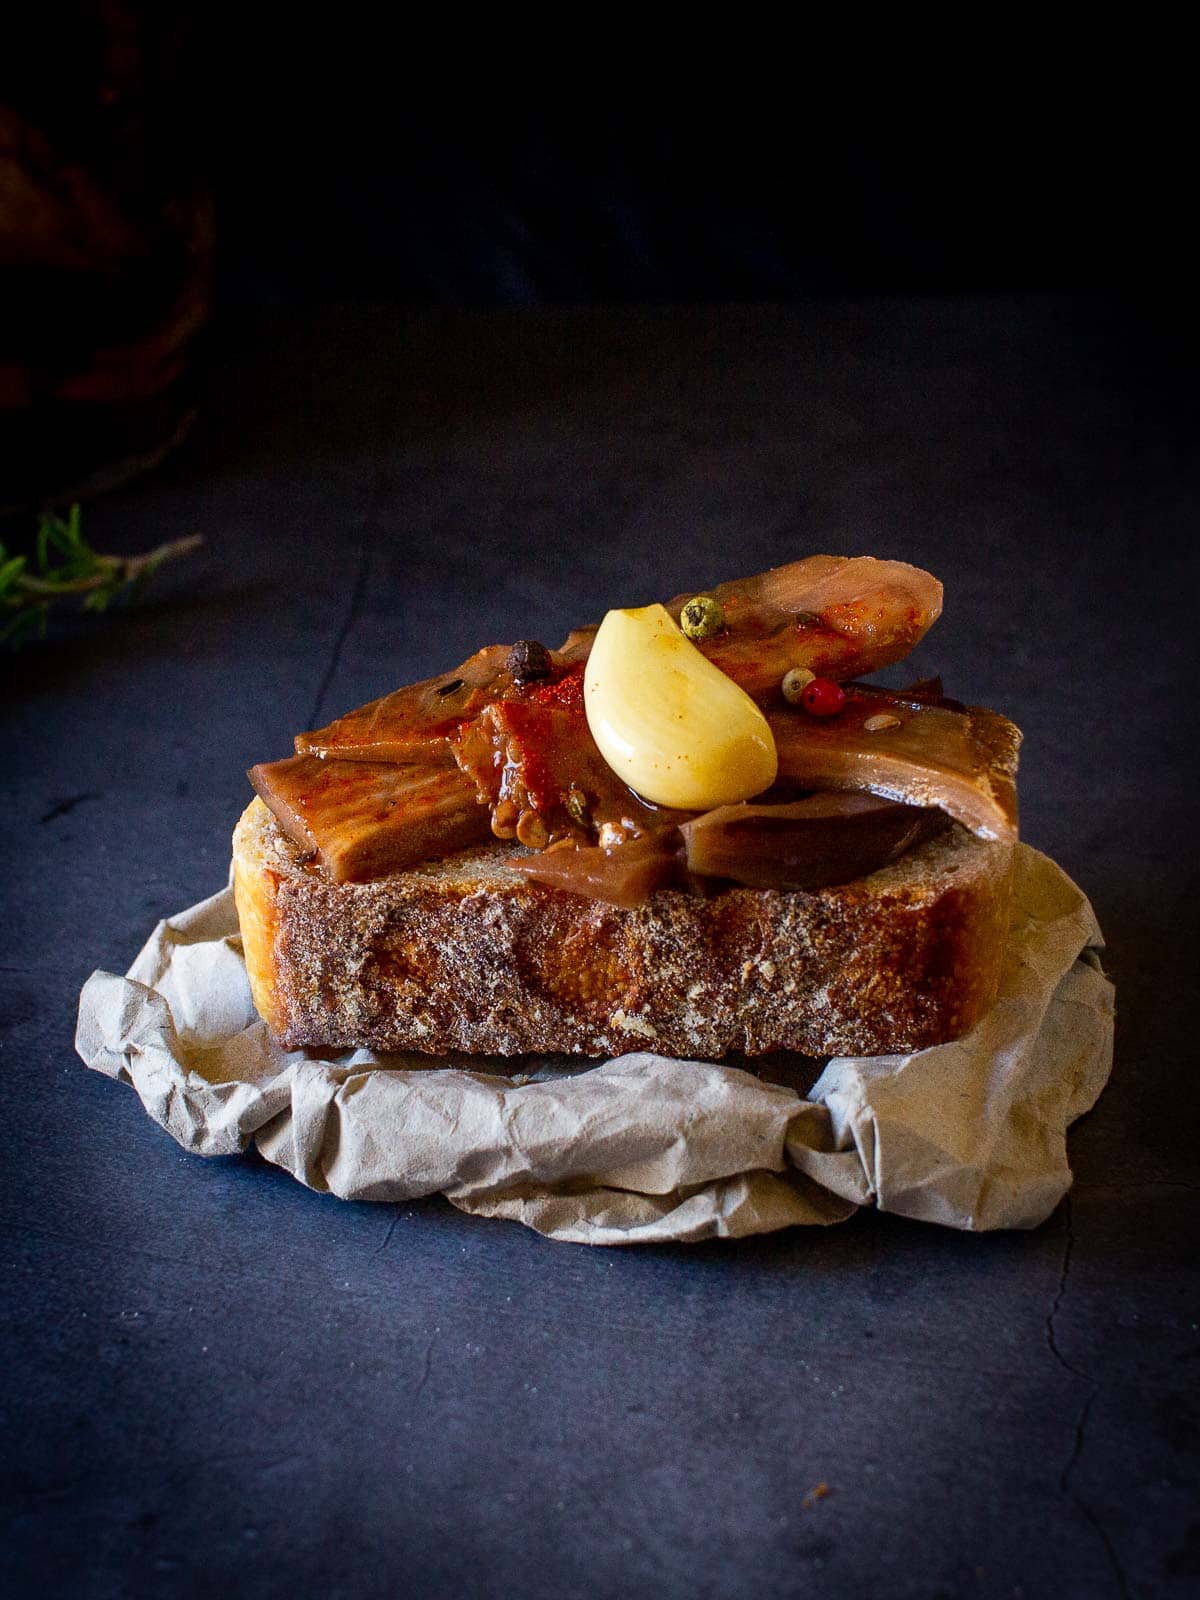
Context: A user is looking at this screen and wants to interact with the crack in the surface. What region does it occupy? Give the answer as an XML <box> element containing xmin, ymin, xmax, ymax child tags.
<box><xmin>1045</xmin><ymin>1196</ymin><xmax>1087</xmax><ymax>1382</ymax></box>
<box><xmin>372</xmin><ymin>1211</ymin><xmax>401</xmax><ymax>1256</ymax></box>
<box><xmin>1046</xmin><ymin>1196</ymin><xmax>1132</xmax><ymax>1600</ymax></box>
<box><xmin>413</xmin><ymin>1336</ymin><xmax>435</xmax><ymax>1402</ymax></box>
<box><xmin>1058</xmin><ymin>1389</ymin><xmax>1092</xmax><ymax>1494</ymax></box>
<box><xmin>307</xmin><ymin>532</ymin><xmax>370</xmax><ymax>728</ymax></box>
<box><xmin>40</xmin><ymin>791</ymin><xmax>102</xmax><ymax>824</ymax></box>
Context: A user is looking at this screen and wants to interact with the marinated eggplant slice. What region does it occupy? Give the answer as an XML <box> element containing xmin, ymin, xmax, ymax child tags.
<box><xmin>768</xmin><ymin>687</ymin><xmax>1020</xmax><ymax>842</ymax></box>
<box><xmin>664</xmin><ymin>555</ymin><xmax>944</xmax><ymax>698</ymax></box>
<box><xmin>680</xmin><ymin>792</ymin><xmax>948</xmax><ymax>890</ymax></box>
<box><xmin>249</xmin><ymin>755</ymin><xmax>490</xmax><ymax>882</ymax></box>
<box><xmin>509</xmin><ymin>834</ymin><xmax>682</xmax><ymax>909</ymax></box>
<box><xmin>513</xmin><ymin>792</ymin><xmax>948</xmax><ymax>904</ymax></box>
<box><xmin>295</xmin><ymin>644</ymin><xmax>514</xmax><ymax>765</ymax></box>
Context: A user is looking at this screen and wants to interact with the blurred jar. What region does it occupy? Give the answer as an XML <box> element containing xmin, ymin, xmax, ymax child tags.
<box><xmin>0</xmin><ymin>3</ymin><xmax>210</xmax><ymax>511</ymax></box>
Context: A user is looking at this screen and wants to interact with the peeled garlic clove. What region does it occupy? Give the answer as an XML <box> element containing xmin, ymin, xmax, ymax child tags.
<box><xmin>584</xmin><ymin>604</ymin><xmax>778</xmax><ymax>809</ymax></box>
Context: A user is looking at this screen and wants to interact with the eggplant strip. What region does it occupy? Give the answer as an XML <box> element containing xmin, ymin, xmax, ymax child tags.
<box><xmin>509</xmin><ymin>834</ymin><xmax>681</xmax><ymax>909</ymax></box>
<box><xmin>513</xmin><ymin>792</ymin><xmax>949</xmax><ymax>905</ymax></box>
<box><xmin>666</xmin><ymin>555</ymin><xmax>944</xmax><ymax>697</ymax></box>
<box><xmin>679</xmin><ymin>792</ymin><xmax>948</xmax><ymax>890</ymax></box>
<box><xmin>249</xmin><ymin>755</ymin><xmax>491</xmax><ymax>882</ymax></box>
<box><xmin>768</xmin><ymin>689</ymin><xmax>1020</xmax><ymax>842</ymax></box>
<box><xmin>294</xmin><ymin>644</ymin><xmax>513</xmax><ymax>765</ymax></box>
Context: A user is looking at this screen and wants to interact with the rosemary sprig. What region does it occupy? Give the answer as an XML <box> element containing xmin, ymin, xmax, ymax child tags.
<box><xmin>0</xmin><ymin>505</ymin><xmax>202</xmax><ymax>647</ymax></box>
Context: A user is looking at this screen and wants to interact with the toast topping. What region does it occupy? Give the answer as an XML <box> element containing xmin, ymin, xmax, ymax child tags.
<box><xmin>769</xmin><ymin>685</ymin><xmax>1020</xmax><ymax>842</ymax></box>
<box><xmin>248</xmin><ymin>756</ymin><xmax>490</xmax><ymax>882</ymax></box>
<box><xmin>508</xmin><ymin>793</ymin><xmax>949</xmax><ymax>907</ymax></box>
<box><xmin>452</xmin><ymin>694</ymin><xmax>691</xmax><ymax>845</ymax></box>
<box><xmin>248</xmin><ymin>556</ymin><xmax>1019</xmax><ymax>901</ymax></box>
<box><xmin>679</xmin><ymin>792</ymin><xmax>949</xmax><ymax>890</ymax></box>
<box><xmin>295</xmin><ymin>556</ymin><xmax>943</xmax><ymax>764</ymax></box>
<box><xmin>295</xmin><ymin>643</ymin><xmax>516</xmax><ymax>765</ymax></box>
<box><xmin>663</xmin><ymin>555</ymin><xmax>943</xmax><ymax>698</ymax></box>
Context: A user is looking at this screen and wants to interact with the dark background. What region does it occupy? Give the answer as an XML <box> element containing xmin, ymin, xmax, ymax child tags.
<box><xmin>213</xmin><ymin>94</ymin><xmax>1173</xmax><ymax>308</ymax></box>
<box><xmin>4</xmin><ymin>16</ymin><xmax>1193</xmax><ymax>517</ymax></box>
<box><xmin>4</xmin><ymin>14</ymin><xmax>1193</xmax><ymax>312</ymax></box>
<box><xmin>206</xmin><ymin>78</ymin><xmax>1196</xmax><ymax>324</ymax></box>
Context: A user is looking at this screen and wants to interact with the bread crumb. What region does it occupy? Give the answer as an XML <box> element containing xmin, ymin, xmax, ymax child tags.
<box><xmin>611</xmin><ymin>1009</ymin><xmax>658</xmax><ymax>1040</ymax></box>
<box><xmin>740</xmin><ymin>961</ymin><xmax>754</xmax><ymax>984</ymax></box>
<box><xmin>801</xmin><ymin>1482</ymin><xmax>830</xmax><ymax>1509</ymax></box>
<box><xmin>759</xmin><ymin>959</ymin><xmax>777</xmax><ymax>981</ymax></box>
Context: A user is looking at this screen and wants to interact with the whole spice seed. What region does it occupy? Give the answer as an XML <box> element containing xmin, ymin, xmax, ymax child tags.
<box><xmin>491</xmin><ymin>798</ymin><xmax>519</xmax><ymax>839</ymax></box>
<box><xmin>781</xmin><ymin>666</ymin><xmax>816</xmax><ymax>704</ymax></box>
<box><xmin>565</xmin><ymin>785</ymin><xmax>590</xmax><ymax>827</ymax></box>
<box><xmin>800</xmin><ymin>677</ymin><xmax>846</xmax><ymax>718</ymax></box>
<box><xmin>507</xmin><ymin>638</ymin><xmax>553</xmax><ymax>684</ymax></box>
<box><xmin>863</xmin><ymin>712</ymin><xmax>902</xmax><ymax>732</ymax></box>
<box><xmin>515</xmin><ymin>809</ymin><xmax>550</xmax><ymax>850</ymax></box>
<box><xmin>679</xmin><ymin>595</ymin><xmax>725</xmax><ymax>642</ymax></box>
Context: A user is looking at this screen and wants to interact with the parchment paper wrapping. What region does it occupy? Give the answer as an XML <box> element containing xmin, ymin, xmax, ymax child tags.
<box><xmin>76</xmin><ymin>845</ymin><xmax>1114</xmax><ymax>1245</ymax></box>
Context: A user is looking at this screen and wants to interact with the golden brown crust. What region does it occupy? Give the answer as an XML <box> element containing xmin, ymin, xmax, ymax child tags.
<box><xmin>233</xmin><ymin>798</ymin><xmax>1014</xmax><ymax>1059</ymax></box>
<box><xmin>233</xmin><ymin>831</ymin><xmax>287</xmax><ymax>1037</ymax></box>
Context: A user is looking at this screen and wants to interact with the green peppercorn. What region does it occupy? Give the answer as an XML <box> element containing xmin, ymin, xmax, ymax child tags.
<box><xmin>680</xmin><ymin>595</ymin><xmax>725</xmax><ymax>642</ymax></box>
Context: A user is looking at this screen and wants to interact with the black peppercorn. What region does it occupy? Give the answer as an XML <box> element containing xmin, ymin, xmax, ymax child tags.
<box><xmin>507</xmin><ymin>639</ymin><xmax>552</xmax><ymax>684</ymax></box>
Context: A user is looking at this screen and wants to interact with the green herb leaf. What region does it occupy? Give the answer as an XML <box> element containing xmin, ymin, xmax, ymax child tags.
<box><xmin>0</xmin><ymin>554</ymin><xmax>28</xmax><ymax>595</ymax></box>
<box><xmin>2</xmin><ymin>505</ymin><xmax>202</xmax><ymax>649</ymax></box>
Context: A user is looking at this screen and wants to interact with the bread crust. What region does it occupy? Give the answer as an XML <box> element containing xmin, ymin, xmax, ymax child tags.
<box><xmin>233</xmin><ymin>797</ymin><xmax>1013</xmax><ymax>1059</ymax></box>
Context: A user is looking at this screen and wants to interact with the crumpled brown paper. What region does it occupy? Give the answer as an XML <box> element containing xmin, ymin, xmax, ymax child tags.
<box><xmin>75</xmin><ymin>845</ymin><xmax>1114</xmax><ymax>1245</ymax></box>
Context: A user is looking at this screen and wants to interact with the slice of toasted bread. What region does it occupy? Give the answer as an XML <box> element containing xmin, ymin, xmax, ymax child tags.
<box><xmin>233</xmin><ymin>797</ymin><xmax>1014</xmax><ymax>1059</ymax></box>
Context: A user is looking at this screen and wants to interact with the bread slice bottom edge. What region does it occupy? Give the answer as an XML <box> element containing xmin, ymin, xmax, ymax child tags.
<box><xmin>232</xmin><ymin>796</ymin><xmax>1014</xmax><ymax>1060</ymax></box>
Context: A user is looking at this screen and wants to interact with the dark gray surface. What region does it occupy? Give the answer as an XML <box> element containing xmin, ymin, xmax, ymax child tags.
<box><xmin>3</xmin><ymin>299</ymin><xmax>1196</xmax><ymax>1600</ymax></box>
